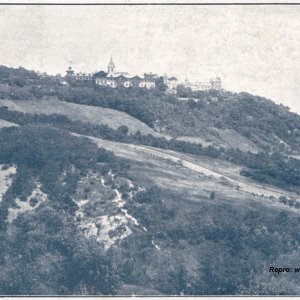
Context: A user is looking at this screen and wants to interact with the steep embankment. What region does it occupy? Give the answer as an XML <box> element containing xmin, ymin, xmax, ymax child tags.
<box><xmin>0</xmin><ymin>99</ymin><xmax>161</xmax><ymax>136</ymax></box>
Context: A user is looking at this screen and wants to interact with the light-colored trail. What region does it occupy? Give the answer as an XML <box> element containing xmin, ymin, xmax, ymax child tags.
<box><xmin>74</xmin><ymin>134</ymin><xmax>297</xmax><ymax>201</ymax></box>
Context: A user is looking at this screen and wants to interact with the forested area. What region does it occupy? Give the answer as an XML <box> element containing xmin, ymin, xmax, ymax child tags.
<box><xmin>0</xmin><ymin>125</ymin><xmax>132</xmax><ymax>294</ymax></box>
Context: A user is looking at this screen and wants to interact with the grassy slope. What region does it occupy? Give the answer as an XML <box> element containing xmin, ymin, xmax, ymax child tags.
<box><xmin>0</xmin><ymin>99</ymin><xmax>161</xmax><ymax>136</ymax></box>
<box><xmin>0</xmin><ymin>98</ymin><xmax>269</xmax><ymax>154</ymax></box>
<box><xmin>177</xmin><ymin>128</ymin><xmax>259</xmax><ymax>153</ymax></box>
<box><xmin>85</xmin><ymin>135</ymin><xmax>299</xmax><ymax>211</ymax></box>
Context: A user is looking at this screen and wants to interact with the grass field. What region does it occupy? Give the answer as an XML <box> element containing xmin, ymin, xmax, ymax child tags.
<box><xmin>178</xmin><ymin>128</ymin><xmax>259</xmax><ymax>153</ymax></box>
<box><xmin>0</xmin><ymin>99</ymin><xmax>161</xmax><ymax>136</ymax></box>
<box><xmin>83</xmin><ymin>134</ymin><xmax>299</xmax><ymax>213</ymax></box>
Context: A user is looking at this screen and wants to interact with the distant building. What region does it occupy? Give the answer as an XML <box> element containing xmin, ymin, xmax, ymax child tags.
<box><xmin>65</xmin><ymin>58</ymin><xmax>221</xmax><ymax>92</ymax></box>
<box><xmin>144</xmin><ymin>72</ymin><xmax>158</xmax><ymax>81</ymax></box>
<box><xmin>73</xmin><ymin>72</ymin><xmax>94</xmax><ymax>82</ymax></box>
<box><xmin>163</xmin><ymin>75</ymin><xmax>178</xmax><ymax>94</ymax></box>
<box><xmin>66</xmin><ymin>65</ymin><xmax>94</xmax><ymax>82</ymax></box>
<box><xmin>94</xmin><ymin>57</ymin><xmax>156</xmax><ymax>89</ymax></box>
<box><xmin>163</xmin><ymin>74</ymin><xmax>222</xmax><ymax>94</ymax></box>
<box><xmin>210</xmin><ymin>77</ymin><xmax>222</xmax><ymax>91</ymax></box>
<box><xmin>182</xmin><ymin>80</ymin><xmax>211</xmax><ymax>91</ymax></box>
<box><xmin>180</xmin><ymin>77</ymin><xmax>222</xmax><ymax>92</ymax></box>
<box><xmin>66</xmin><ymin>66</ymin><xmax>74</xmax><ymax>78</ymax></box>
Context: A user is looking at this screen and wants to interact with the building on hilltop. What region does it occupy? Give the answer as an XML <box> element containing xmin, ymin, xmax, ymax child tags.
<box><xmin>66</xmin><ymin>66</ymin><xmax>74</xmax><ymax>78</ymax></box>
<box><xmin>163</xmin><ymin>74</ymin><xmax>222</xmax><ymax>94</ymax></box>
<box><xmin>73</xmin><ymin>72</ymin><xmax>94</xmax><ymax>82</ymax></box>
<box><xmin>66</xmin><ymin>63</ymin><xmax>94</xmax><ymax>82</ymax></box>
<box><xmin>65</xmin><ymin>58</ymin><xmax>221</xmax><ymax>92</ymax></box>
<box><xmin>94</xmin><ymin>57</ymin><xmax>156</xmax><ymax>89</ymax></box>
<box><xmin>163</xmin><ymin>75</ymin><xmax>178</xmax><ymax>94</ymax></box>
<box><xmin>144</xmin><ymin>72</ymin><xmax>158</xmax><ymax>81</ymax></box>
<box><xmin>107</xmin><ymin>56</ymin><xmax>115</xmax><ymax>74</ymax></box>
<box><xmin>210</xmin><ymin>77</ymin><xmax>222</xmax><ymax>90</ymax></box>
<box><xmin>182</xmin><ymin>79</ymin><xmax>211</xmax><ymax>91</ymax></box>
<box><xmin>180</xmin><ymin>76</ymin><xmax>222</xmax><ymax>92</ymax></box>
<box><xmin>66</xmin><ymin>66</ymin><xmax>94</xmax><ymax>83</ymax></box>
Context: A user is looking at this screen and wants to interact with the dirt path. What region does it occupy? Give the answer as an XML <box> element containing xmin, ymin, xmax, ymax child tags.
<box><xmin>140</xmin><ymin>145</ymin><xmax>297</xmax><ymax>199</ymax></box>
<box><xmin>75</xmin><ymin>134</ymin><xmax>297</xmax><ymax>201</ymax></box>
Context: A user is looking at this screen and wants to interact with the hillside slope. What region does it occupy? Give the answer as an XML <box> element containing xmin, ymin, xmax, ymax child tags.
<box><xmin>0</xmin><ymin>99</ymin><xmax>161</xmax><ymax>136</ymax></box>
<box><xmin>0</xmin><ymin>64</ymin><xmax>299</xmax><ymax>295</ymax></box>
<box><xmin>80</xmin><ymin>133</ymin><xmax>300</xmax><ymax>295</ymax></box>
<box><xmin>0</xmin><ymin>123</ymin><xmax>299</xmax><ymax>295</ymax></box>
<box><xmin>85</xmin><ymin>135</ymin><xmax>299</xmax><ymax>207</ymax></box>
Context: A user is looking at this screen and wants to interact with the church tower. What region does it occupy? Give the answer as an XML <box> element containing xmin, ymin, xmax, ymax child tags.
<box><xmin>107</xmin><ymin>57</ymin><xmax>115</xmax><ymax>74</ymax></box>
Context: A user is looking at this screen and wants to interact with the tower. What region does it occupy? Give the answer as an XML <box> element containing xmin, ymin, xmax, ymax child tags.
<box><xmin>66</xmin><ymin>61</ymin><xmax>74</xmax><ymax>78</ymax></box>
<box><xmin>107</xmin><ymin>57</ymin><xmax>115</xmax><ymax>74</ymax></box>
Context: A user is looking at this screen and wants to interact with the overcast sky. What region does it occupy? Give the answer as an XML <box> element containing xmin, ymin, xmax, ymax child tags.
<box><xmin>0</xmin><ymin>5</ymin><xmax>299</xmax><ymax>113</ymax></box>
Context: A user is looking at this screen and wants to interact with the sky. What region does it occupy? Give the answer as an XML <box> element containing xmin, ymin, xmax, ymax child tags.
<box><xmin>0</xmin><ymin>5</ymin><xmax>299</xmax><ymax>113</ymax></box>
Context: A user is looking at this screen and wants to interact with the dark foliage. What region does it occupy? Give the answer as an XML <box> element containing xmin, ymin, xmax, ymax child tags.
<box><xmin>0</xmin><ymin>108</ymin><xmax>299</xmax><ymax>190</ymax></box>
<box><xmin>0</xmin><ymin>125</ymin><xmax>129</xmax><ymax>295</ymax></box>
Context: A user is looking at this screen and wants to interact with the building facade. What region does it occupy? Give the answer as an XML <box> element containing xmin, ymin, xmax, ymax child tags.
<box><xmin>181</xmin><ymin>77</ymin><xmax>222</xmax><ymax>92</ymax></box>
<box><xmin>65</xmin><ymin>58</ymin><xmax>156</xmax><ymax>89</ymax></box>
<box><xmin>163</xmin><ymin>75</ymin><xmax>178</xmax><ymax>94</ymax></box>
<box><xmin>94</xmin><ymin>58</ymin><xmax>156</xmax><ymax>89</ymax></box>
<box><xmin>65</xmin><ymin>58</ymin><xmax>221</xmax><ymax>93</ymax></box>
<box><xmin>163</xmin><ymin>74</ymin><xmax>222</xmax><ymax>93</ymax></box>
<box><xmin>66</xmin><ymin>66</ymin><xmax>94</xmax><ymax>82</ymax></box>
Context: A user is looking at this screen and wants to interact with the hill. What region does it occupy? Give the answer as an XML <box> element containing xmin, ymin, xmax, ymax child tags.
<box><xmin>1</xmin><ymin>64</ymin><xmax>299</xmax><ymax>153</ymax></box>
<box><xmin>0</xmin><ymin>125</ymin><xmax>299</xmax><ymax>295</ymax></box>
<box><xmin>0</xmin><ymin>65</ymin><xmax>300</xmax><ymax>295</ymax></box>
<box><xmin>1</xmin><ymin>64</ymin><xmax>300</xmax><ymax>153</ymax></box>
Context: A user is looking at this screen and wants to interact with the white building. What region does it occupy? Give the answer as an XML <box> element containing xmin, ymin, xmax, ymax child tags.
<box><xmin>163</xmin><ymin>75</ymin><xmax>178</xmax><ymax>94</ymax></box>
<box><xmin>139</xmin><ymin>81</ymin><xmax>156</xmax><ymax>89</ymax></box>
<box><xmin>181</xmin><ymin>77</ymin><xmax>222</xmax><ymax>92</ymax></box>
<box><xmin>94</xmin><ymin>57</ymin><xmax>156</xmax><ymax>89</ymax></box>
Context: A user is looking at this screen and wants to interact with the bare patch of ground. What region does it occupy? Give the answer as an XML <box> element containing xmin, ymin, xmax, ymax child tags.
<box><xmin>0</xmin><ymin>119</ymin><xmax>18</xmax><ymax>129</ymax></box>
<box><xmin>0</xmin><ymin>164</ymin><xmax>16</xmax><ymax>202</ymax></box>
<box><xmin>74</xmin><ymin>170</ymin><xmax>143</xmax><ymax>250</ymax></box>
<box><xmin>7</xmin><ymin>181</ymin><xmax>48</xmax><ymax>223</ymax></box>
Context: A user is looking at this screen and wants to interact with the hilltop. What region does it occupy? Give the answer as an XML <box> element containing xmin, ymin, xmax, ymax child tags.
<box><xmin>0</xmin><ymin>65</ymin><xmax>300</xmax><ymax>295</ymax></box>
<box><xmin>0</xmin><ymin>65</ymin><xmax>299</xmax><ymax>154</ymax></box>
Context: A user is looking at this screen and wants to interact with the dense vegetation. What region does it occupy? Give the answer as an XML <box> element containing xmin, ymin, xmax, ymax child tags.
<box><xmin>0</xmin><ymin>108</ymin><xmax>299</xmax><ymax>190</ymax></box>
<box><xmin>121</xmin><ymin>190</ymin><xmax>300</xmax><ymax>295</ymax></box>
<box><xmin>0</xmin><ymin>125</ymin><xmax>129</xmax><ymax>295</ymax></box>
